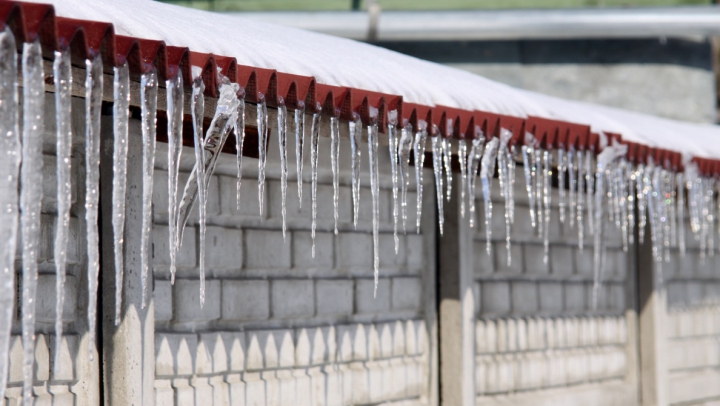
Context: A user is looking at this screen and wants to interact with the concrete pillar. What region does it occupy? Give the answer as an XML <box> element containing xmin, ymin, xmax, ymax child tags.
<box><xmin>100</xmin><ymin>114</ymin><xmax>155</xmax><ymax>405</ymax></box>
<box><xmin>438</xmin><ymin>175</ymin><xmax>475</xmax><ymax>406</ymax></box>
<box><xmin>637</xmin><ymin>221</ymin><xmax>668</xmax><ymax>406</ymax></box>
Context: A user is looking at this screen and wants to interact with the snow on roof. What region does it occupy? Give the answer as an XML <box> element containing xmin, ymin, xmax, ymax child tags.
<box><xmin>22</xmin><ymin>0</ymin><xmax>720</xmax><ymax>161</ymax></box>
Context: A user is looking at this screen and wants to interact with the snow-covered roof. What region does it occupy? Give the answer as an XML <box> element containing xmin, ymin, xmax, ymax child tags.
<box><xmin>17</xmin><ymin>0</ymin><xmax>720</xmax><ymax>164</ymax></box>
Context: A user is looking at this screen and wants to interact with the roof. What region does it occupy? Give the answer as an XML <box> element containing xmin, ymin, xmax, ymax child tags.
<box><xmin>3</xmin><ymin>0</ymin><xmax>720</xmax><ymax>173</ymax></box>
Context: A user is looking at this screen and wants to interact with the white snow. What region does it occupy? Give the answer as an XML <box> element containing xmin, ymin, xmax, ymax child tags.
<box><xmin>25</xmin><ymin>0</ymin><xmax>720</xmax><ymax>162</ymax></box>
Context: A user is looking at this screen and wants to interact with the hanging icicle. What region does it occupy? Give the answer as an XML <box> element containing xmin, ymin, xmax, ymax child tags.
<box><xmin>330</xmin><ymin>115</ymin><xmax>340</xmax><ymax>235</ymax></box>
<box><xmin>432</xmin><ymin>136</ymin><xmax>445</xmax><ymax>236</ymax></box>
<box><xmin>166</xmin><ymin>73</ymin><xmax>184</xmax><ymax>285</ymax></box>
<box><xmin>568</xmin><ymin>147</ymin><xmax>577</xmax><ymax>228</ymax></box>
<box><xmin>295</xmin><ymin>103</ymin><xmax>305</xmax><ymax>208</ymax></box>
<box><xmin>257</xmin><ymin>98</ymin><xmax>269</xmax><ymax>217</ymax></box>
<box><xmin>53</xmin><ymin>49</ymin><xmax>72</xmax><ymax>374</ymax></box>
<box><xmin>522</xmin><ymin>133</ymin><xmax>537</xmax><ymax>228</ymax></box>
<box><xmin>481</xmin><ymin>137</ymin><xmax>500</xmax><ymax>254</ymax></box>
<box><xmin>535</xmin><ymin>148</ymin><xmax>544</xmax><ymax>236</ymax></box>
<box><xmin>350</xmin><ymin>116</ymin><xmax>362</xmax><ymax>228</ymax></box>
<box><xmin>140</xmin><ymin>70</ymin><xmax>158</xmax><ymax>309</ymax></box>
<box><xmin>191</xmin><ymin>77</ymin><xmax>208</xmax><ymax>307</ymax></box>
<box><xmin>233</xmin><ymin>90</ymin><xmax>246</xmax><ymax>211</ymax></box>
<box><xmin>368</xmin><ymin>123</ymin><xmax>381</xmax><ymax>296</ymax></box>
<box><xmin>498</xmin><ymin>129</ymin><xmax>513</xmax><ymax>266</ymax></box>
<box><xmin>586</xmin><ymin>151</ymin><xmax>595</xmax><ymax>236</ymax></box>
<box><xmin>20</xmin><ymin>40</ymin><xmax>44</xmax><ymax>404</ymax></box>
<box><xmin>542</xmin><ymin>150</ymin><xmax>552</xmax><ymax>264</ymax></box>
<box><xmin>310</xmin><ymin>111</ymin><xmax>321</xmax><ymax>257</ymax></box>
<box><xmin>458</xmin><ymin>139</ymin><xmax>468</xmax><ymax>219</ymax></box>
<box><xmin>398</xmin><ymin>123</ymin><xmax>414</xmax><ymax>233</ymax></box>
<box><xmin>677</xmin><ymin>172</ymin><xmax>686</xmax><ymax>256</ymax></box>
<box><xmin>278</xmin><ymin>101</ymin><xmax>289</xmax><ymax>238</ymax></box>
<box><xmin>442</xmin><ymin>137</ymin><xmax>453</xmax><ymax>202</ymax></box>
<box><xmin>388</xmin><ymin>111</ymin><xmax>400</xmax><ymax>253</ymax></box>
<box><xmin>112</xmin><ymin>62</ymin><xmax>130</xmax><ymax>325</ymax></box>
<box><xmin>577</xmin><ymin>149</ymin><xmax>586</xmax><ymax>250</ymax></box>
<box><xmin>414</xmin><ymin>126</ymin><xmax>428</xmax><ymax>233</ymax></box>
<box><xmin>467</xmin><ymin>136</ymin><xmax>485</xmax><ymax>228</ymax></box>
<box><xmin>558</xmin><ymin>148</ymin><xmax>567</xmax><ymax>224</ymax></box>
<box><xmin>0</xmin><ymin>27</ymin><xmax>19</xmax><ymax>403</ymax></box>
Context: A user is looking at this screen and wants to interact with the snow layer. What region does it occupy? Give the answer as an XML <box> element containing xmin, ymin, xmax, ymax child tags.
<box><xmin>26</xmin><ymin>0</ymin><xmax>720</xmax><ymax>160</ymax></box>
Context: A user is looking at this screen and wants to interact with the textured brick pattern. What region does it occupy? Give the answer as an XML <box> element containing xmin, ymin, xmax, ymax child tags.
<box><xmin>152</xmin><ymin>126</ymin><xmax>433</xmax><ymax>406</ymax></box>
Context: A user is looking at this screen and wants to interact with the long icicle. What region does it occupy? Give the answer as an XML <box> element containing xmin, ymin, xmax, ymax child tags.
<box><xmin>398</xmin><ymin>124</ymin><xmax>414</xmax><ymax>233</ymax></box>
<box><xmin>331</xmin><ymin>116</ymin><xmax>340</xmax><ymax>235</ymax></box>
<box><xmin>558</xmin><ymin>148</ymin><xmax>567</xmax><ymax>224</ymax></box>
<box><xmin>568</xmin><ymin>147</ymin><xmax>576</xmax><ymax>228</ymax></box>
<box><xmin>458</xmin><ymin>139</ymin><xmax>468</xmax><ymax>219</ymax></box>
<box><xmin>468</xmin><ymin>137</ymin><xmax>485</xmax><ymax>228</ymax></box>
<box><xmin>522</xmin><ymin>133</ymin><xmax>537</xmax><ymax>228</ymax></box>
<box><xmin>388</xmin><ymin>117</ymin><xmax>400</xmax><ymax>252</ymax></box>
<box><xmin>368</xmin><ymin>123</ymin><xmax>381</xmax><ymax>296</ymax></box>
<box><xmin>295</xmin><ymin>104</ymin><xmax>305</xmax><ymax>208</ymax></box>
<box><xmin>432</xmin><ymin>136</ymin><xmax>445</xmax><ymax>236</ymax></box>
<box><xmin>85</xmin><ymin>55</ymin><xmax>103</xmax><ymax>362</ymax></box>
<box><xmin>53</xmin><ymin>49</ymin><xmax>72</xmax><ymax>373</ymax></box>
<box><xmin>638</xmin><ymin>165</ymin><xmax>648</xmax><ymax>244</ymax></box>
<box><xmin>414</xmin><ymin>127</ymin><xmax>428</xmax><ymax>233</ymax></box>
<box><xmin>234</xmin><ymin>92</ymin><xmax>246</xmax><ymax>210</ymax></box>
<box><xmin>190</xmin><ymin>77</ymin><xmax>207</xmax><ymax>306</ymax></box>
<box><xmin>481</xmin><ymin>138</ymin><xmax>500</xmax><ymax>254</ymax></box>
<box><xmin>279</xmin><ymin>102</ymin><xmax>289</xmax><ymax>238</ymax></box>
<box><xmin>310</xmin><ymin>112</ymin><xmax>321</xmax><ymax>257</ymax></box>
<box><xmin>586</xmin><ymin>151</ymin><xmax>595</xmax><ymax>235</ymax></box>
<box><xmin>442</xmin><ymin>137</ymin><xmax>453</xmax><ymax>202</ymax></box>
<box><xmin>20</xmin><ymin>40</ymin><xmax>44</xmax><ymax>404</ymax></box>
<box><xmin>350</xmin><ymin>117</ymin><xmax>362</xmax><ymax>227</ymax></box>
<box><xmin>257</xmin><ymin>99</ymin><xmax>268</xmax><ymax>217</ymax></box>
<box><xmin>577</xmin><ymin>149</ymin><xmax>585</xmax><ymax>250</ymax></box>
<box><xmin>112</xmin><ymin>62</ymin><xmax>130</xmax><ymax>325</ymax></box>
<box><xmin>166</xmin><ymin>73</ymin><xmax>184</xmax><ymax>284</ymax></box>
<box><xmin>0</xmin><ymin>27</ymin><xmax>19</xmax><ymax>402</ymax></box>
<box><xmin>542</xmin><ymin>150</ymin><xmax>552</xmax><ymax>264</ymax></box>
<box><xmin>498</xmin><ymin>130</ymin><xmax>513</xmax><ymax>266</ymax></box>
<box><xmin>535</xmin><ymin>148</ymin><xmax>544</xmax><ymax>237</ymax></box>
<box><xmin>627</xmin><ymin>161</ymin><xmax>636</xmax><ymax>247</ymax></box>
<box><xmin>140</xmin><ymin>70</ymin><xmax>158</xmax><ymax>309</ymax></box>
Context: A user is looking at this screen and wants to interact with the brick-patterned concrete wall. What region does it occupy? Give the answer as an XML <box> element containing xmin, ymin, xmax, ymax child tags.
<box><xmin>150</xmin><ymin>116</ymin><xmax>437</xmax><ymax>406</ymax></box>
<box><xmin>472</xmin><ymin>165</ymin><xmax>639</xmax><ymax>405</ymax></box>
<box><xmin>665</xmin><ymin>230</ymin><xmax>720</xmax><ymax>406</ymax></box>
<box><xmin>4</xmin><ymin>95</ymin><xmax>98</xmax><ymax>405</ymax></box>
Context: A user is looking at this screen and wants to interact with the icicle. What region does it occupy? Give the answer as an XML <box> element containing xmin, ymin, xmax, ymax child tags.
<box><xmin>677</xmin><ymin>172</ymin><xmax>686</xmax><ymax>256</ymax></box>
<box><xmin>442</xmin><ymin>137</ymin><xmax>453</xmax><ymax>202</ymax></box>
<box><xmin>53</xmin><ymin>49</ymin><xmax>72</xmax><ymax>373</ymax></box>
<box><xmin>432</xmin><ymin>136</ymin><xmax>445</xmax><ymax>236</ymax></box>
<box><xmin>330</xmin><ymin>115</ymin><xmax>340</xmax><ymax>235</ymax></box>
<box><xmin>166</xmin><ymin>73</ymin><xmax>184</xmax><ymax>284</ymax></box>
<box><xmin>568</xmin><ymin>148</ymin><xmax>577</xmax><ymax>228</ymax></box>
<box><xmin>85</xmin><ymin>55</ymin><xmax>103</xmax><ymax>362</ymax></box>
<box><xmin>706</xmin><ymin>180</ymin><xmax>715</xmax><ymax>257</ymax></box>
<box><xmin>542</xmin><ymin>150</ymin><xmax>552</xmax><ymax>264</ymax></box>
<box><xmin>190</xmin><ymin>77</ymin><xmax>207</xmax><ymax>306</ymax></box>
<box><xmin>535</xmin><ymin>148</ymin><xmax>544</xmax><ymax>236</ymax></box>
<box><xmin>388</xmin><ymin>112</ymin><xmax>400</xmax><ymax>252</ymax></box>
<box><xmin>627</xmin><ymin>162</ymin><xmax>636</xmax><ymax>247</ymax></box>
<box><xmin>468</xmin><ymin>136</ymin><xmax>485</xmax><ymax>228</ymax></box>
<box><xmin>509</xmin><ymin>146</ymin><xmax>517</xmax><ymax>225</ymax></box>
<box><xmin>481</xmin><ymin>138</ymin><xmax>500</xmax><ymax>254</ymax></box>
<box><xmin>577</xmin><ymin>150</ymin><xmax>585</xmax><ymax>250</ymax></box>
<box><xmin>295</xmin><ymin>104</ymin><xmax>305</xmax><ymax>207</ymax></box>
<box><xmin>669</xmin><ymin>171</ymin><xmax>677</xmax><ymax>248</ymax></box>
<box><xmin>592</xmin><ymin>143</ymin><xmax>627</xmax><ymax>309</ymax></box>
<box><xmin>398</xmin><ymin>124</ymin><xmax>414</xmax><ymax>233</ymax></box>
<box><xmin>458</xmin><ymin>139</ymin><xmax>468</xmax><ymax>219</ymax></box>
<box><xmin>310</xmin><ymin>112</ymin><xmax>321</xmax><ymax>257</ymax></box>
<box><xmin>112</xmin><ymin>62</ymin><xmax>130</xmax><ymax>325</ymax></box>
<box><xmin>140</xmin><ymin>71</ymin><xmax>158</xmax><ymax>309</ymax></box>
<box><xmin>558</xmin><ymin>148</ymin><xmax>567</xmax><ymax>224</ymax></box>
<box><xmin>350</xmin><ymin>117</ymin><xmax>362</xmax><ymax>228</ymax></box>
<box><xmin>0</xmin><ymin>28</ymin><xmax>19</xmax><ymax>403</ymax></box>
<box><xmin>498</xmin><ymin>129</ymin><xmax>513</xmax><ymax>266</ymax></box>
<box><xmin>619</xmin><ymin>160</ymin><xmax>629</xmax><ymax>253</ymax></box>
<box><xmin>368</xmin><ymin>123</ymin><xmax>381</xmax><ymax>296</ymax></box>
<box><xmin>521</xmin><ymin>133</ymin><xmax>537</xmax><ymax>228</ymax></box>
<box><xmin>233</xmin><ymin>92</ymin><xmax>245</xmax><ymax>211</ymax></box>
<box><xmin>650</xmin><ymin>165</ymin><xmax>665</xmax><ymax>274</ymax></box>
<box><xmin>278</xmin><ymin>102</ymin><xmax>289</xmax><ymax>238</ymax></box>
<box><xmin>20</xmin><ymin>41</ymin><xmax>44</xmax><ymax>404</ymax></box>
<box><xmin>662</xmin><ymin>169</ymin><xmax>672</xmax><ymax>262</ymax></box>
<box><xmin>586</xmin><ymin>151</ymin><xmax>595</xmax><ymax>235</ymax></box>
<box><xmin>414</xmin><ymin>127</ymin><xmax>428</xmax><ymax>232</ymax></box>
<box><xmin>257</xmin><ymin>99</ymin><xmax>269</xmax><ymax>217</ymax></box>
<box><xmin>638</xmin><ymin>165</ymin><xmax>648</xmax><ymax>244</ymax></box>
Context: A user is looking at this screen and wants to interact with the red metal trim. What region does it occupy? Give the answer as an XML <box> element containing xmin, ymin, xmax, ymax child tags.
<box><xmin>402</xmin><ymin>102</ymin><xmax>433</xmax><ymax>133</ymax></box>
<box><xmin>497</xmin><ymin>114</ymin><xmax>525</xmax><ymax>146</ymax></box>
<box><xmin>438</xmin><ymin>105</ymin><xmax>474</xmax><ymax>139</ymax></box>
<box><xmin>473</xmin><ymin>110</ymin><xmax>500</xmax><ymax>141</ymax></box>
<box><xmin>526</xmin><ymin>116</ymin><xmax>561</xmax><ymax>150</ymax></box>
<box><xmin>275</xmin><ymin>72</ymin><xmax>315</xmax><ymax>111</ymax></box>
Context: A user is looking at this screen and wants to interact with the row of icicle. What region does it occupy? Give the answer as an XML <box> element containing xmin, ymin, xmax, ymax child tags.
<box><xmin>1</xmin><ymin>27</ymin><xmax>720</xmax><ymax>404</ymax></box>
